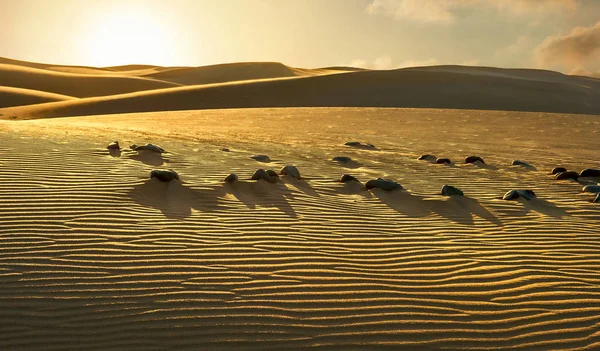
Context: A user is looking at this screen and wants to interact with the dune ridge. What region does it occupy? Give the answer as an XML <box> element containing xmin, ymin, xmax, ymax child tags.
<box><xmin>0</xmin><ymin>107</ymin><xmax>599</xmax><ymax>350</ymax></box>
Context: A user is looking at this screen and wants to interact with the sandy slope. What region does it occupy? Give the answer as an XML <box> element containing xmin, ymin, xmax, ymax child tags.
<box><xmin>0</xmin><ymin>86</ymin><xmax>75</xmax><ymax>108</ymax></box>
<box><xmin>0</xmin><ymin>107</ymin><xmax>599</xmax><ymax>350</ymax></box>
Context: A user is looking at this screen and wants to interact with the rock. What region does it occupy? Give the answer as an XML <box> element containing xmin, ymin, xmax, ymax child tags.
<box><xmin>224</xmin><ymin>173</ymin><xmax>238</xmax><ymax>183</ymax></box>
<box><xmin>220</xmin><ymin>147</ymin><xmax>230</xmax><ymax>152</ymax></box>
<box><xmin>251</xmin><ymin>169</ymin><xmax>271</xmax><ymax>182</ymax></box>
<box><xmin>436</xmin><ymin>158</ymin><xmax>451</xmax><ymax>164</ymax></box>
<box><xmin>594</xmin><ymin>193</ymin><xmax>600</xmax><ymax>203</ymax></box>
<box><xmin>340</xmin><ymin>174</ymin><xmax>359</xmax><ymax>183</ymax></box>
<box><xmin>150</xmin><ymin>169</ymin><xmax>179</xmax><ymax>182</ymax></box>
<box><xmin>441</xmin><ymin>185</ymin><xmax>463</xmax><ymax>196</ymax></box>
<box><xmin>555</xmin><ymin>171</ymin><xmax>579</xmax><ymax>180</ymax></box>
<box><xmin>579</xmin><ymin>168</ymin><xmax>600</xmax><ymax>177</ymax></box>
<box><xmin>280</xmin><ymin>166</ymin><xmax>301</xmax><ymax>179</ymax></box>
<box><xmin>512</xmin><ymin>160</ymin><xmax>532</xmax><ymax>167</ymax></box>
<box><xmin>365</xmin><ymin>178</ymin><xmax>403</xmax><ymax>191</ymax></box>
<box><xmin>503</xmin><ymin>189</ymin><xmax>536</xmax><ymax>201</ymax></box>
<box><xmin>107</xmin><ymin>141</ymin><xmax>120</xmax><ymax>150</ymax></box>
<box><xmin>582</xmin><ymin>185</ymin><xmax>600</xmax><ymax>193</ymax></box>
<box><xmin>345</xmin><ymin>141</ymin><xmax>376</xmax><ymax>149</ymax></box>
<box><xmin>266</xmin><ymin>169</ymin><xmax>280</xmax><ymax>182</ymax></box>
<box><xmin>250</xmin><ymin>154</ymin><xmax>270</xmax><ymax>162</ymax></box>
<box><xmin>465</xmin><ymin>156</ymin><xmax>485</xmax><ymax>164</ymax></box>
<box><xmin>418</xmin><ymin>154</ymin><xmax>436</xmax><ymax>162</ymax></box>
<box><xmin>333</xmin><ymin>156</ymin><xmax>353</xmax><ymax>163</ymax></box>
<box><xmin>551</xmin><ymin>167</ymin><xmax>567</xmax><ymax>174</ymax></box>
<box><xmin>132</xmin><ymin>143</ymin><xmax>165</xmax><ymax>153</ymax></box>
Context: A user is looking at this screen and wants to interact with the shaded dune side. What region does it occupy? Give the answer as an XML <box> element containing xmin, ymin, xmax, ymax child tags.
<box><xmin>0</xmin><ymin>86</ymin><xmax>75</xmax><ymax>108</ymax></box>
<box><xmin>0</xmin><ymin>64</ymin><xmax>180</xmax><ymax>98</ymax></box>
<box><xmin>1</xmin><ymin>108</ymin><xmax>600</xmax><ymax>351</ymax></box>
<box><xmin>5</xmin><ymin>68</ymin><xmax>600</xmax><ymax>119</ymax></box>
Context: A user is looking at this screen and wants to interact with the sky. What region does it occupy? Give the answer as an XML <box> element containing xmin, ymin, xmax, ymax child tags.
<box><xmin>1</xmin><ymin>0</ymin><xmax>599</xmax><ymax>76</ymax></box>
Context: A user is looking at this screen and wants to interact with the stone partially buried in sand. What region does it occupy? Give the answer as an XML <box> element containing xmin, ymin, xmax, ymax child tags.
<box><xmin>365</xmin><ymin>178</ymin><xmax>403</xmax><ymax>191</ymax></box>
<box><xmin>280</xmin><ymin>165</ymin><xmax>301</xmax><ymax>179</ymax></box>
<box><xmin>224</xmin><ymin>173</ymin><xmax>238</xmax><ymax>183</ymax></box>
<box><xmin>250</xmin><ymin>155</ymin><xmax>270</xmax><ymax>162</ymax></box>
<box><xmin>106</xmin><ymin>141</ymin><xmax>120</xmax><ymax>150</ymax></box>
<box><xmin>594</xmin><ymin>193</ymin><xmax>600</xmax><ymax>203</ymax></box>
<box><xmin>512</xmin><ymin>160</ymin><xmax>532</xmax><ymax>167</ymax></box>
<box><xmin>345</xmin><ymin>141</ymin><xmax>376</xmax><ymax>150</ymax></box>
<box><xmin>441</xmin><ymin>185</ymin><xmax>464</xmax><ymax>196</ymax></box>
<box><xmin>436</xmin><ymin>158</ymin><xmax>451</xmax><ymax>164</ymax></box>
<box><xmin>332</xmin><ymin>156</ymin><xmax>353</xmax><ymax>163</ymax></box>
<box><xmin>266</xmin><ymin>169</ymin><xmax>280</xmax><ymax>182</ymax></box>
<box><xmin>465</xmin><ymin>156</ymin><xmax>485</xmax><ymax>164</ymax></box>
<box><xmin>132</xmin><ymin>143</ymin><xmax>165</xmax><ymax>153</ymax></box>
<box><xmin>251</xmin><ymin>169</ymin><xmax>271</xmax><ymax>182</ymax></box>
<box><xmin>555</xmin><ymin>171</ymin><xmax>579</xmax><ymax>180</ymax></box>
<box><xmin>551</xmin><ymin>167</ymin><xmax>567</xmax><ymax>175</ymax></box>
<box><xmin>150</xmin><ymin>169</ymin><xmax>179</xmax><ymax>182</ymax></box>
<box><xmin>340</xmin><ymin>174</ymin><xmax>359</xmax><ymax>183</ymax></box>
<box><xmin>582</xmin><ymin>185</ymin><xmax>600</xmax><ymax>193</ymax></box>
<box><xmin>579</xmin><ymin>169</ymin><xmax>600</xmax><ymax>178</ymax></box>
<box><xmin>503</xmin><ymin>189</ymin><xmax>536</xmax><ymax>201</ymax></box>
<box><xmin>418</xmin><ymin>154</ymin><xmax>436</xmax><ymax>162</ymax></box>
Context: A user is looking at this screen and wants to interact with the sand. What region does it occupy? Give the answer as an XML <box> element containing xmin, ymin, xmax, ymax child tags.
<box><xmin>0</xmin><ymin>107</ymin><xmax>599</xmax><ymax>350</ymax></box>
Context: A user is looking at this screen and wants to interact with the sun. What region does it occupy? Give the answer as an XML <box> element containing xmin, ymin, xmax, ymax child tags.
<box><xmin>83</xmin><ymin>4</ymin><xmax>177</xmax><ymax>67</ymax></box>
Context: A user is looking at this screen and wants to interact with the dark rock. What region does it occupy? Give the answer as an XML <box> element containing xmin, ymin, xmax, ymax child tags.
<box><xmin>266</xmin><ymin>170</ymin><xmax>280</xmax><ymax>182</ymax></box>
<box><xmin>579</xmin><ymin>169</ymin><xmax>600</xmax><ymax>177</ymax></box>
<box><xmin>465</xmin><ymin>156</ymin><xmax>485</xmax><ymax>164</ymax></box>
<box><xmin>132</xmin><ymin>143</ymin><xmax>165</xmax><ymax>153</ymax></box>
<box><xmin>418</xmin><ymin>154</ymin><xmax>436</xmax><ymax>162</ymax></box>
<box><xmin>251</xmin><ymin>169</ymin><xmax>271</xmax><ymax>182</ymax></box>
<box><xmin>280</xmin><ymin>165</ymin><xmax>301</xmax><ymax>179</ymax></box>
<box><xmin>224</xmin><ymin>173</ymin><xmax>238</xmax><ymax>183</ymax></box>
<box><xmin>503</xmin><ymin>189</ymin><xmax>536</xmax><ymax>200</ymax></box>
<box><xmin>594</xmin><ymin>193</ymin><xmax>600</xmax><ymax>203</ymax></box>
<box><xmin>441</xmin><ymin>185</ymin><xmax>463</xmax><ymax>196</ymax></box>
<box><xmin>551</xmin><ymin>167</ymin><xmax>567</xmax><ymax>174</ymax></box>
<box><xmin>436</xmin><ymin>158</ymin><xmax>451</xmax><ymax>164</ymax></box>
<box><xmin>582</xmin><ymin>185</ymin><xmax>600</xmax><ymax>193</ymax></box>
<box><xmin>365</xmin><ymin>178</ymin><xmax>403</xmax><ymax>191</ymax></box>
<box><xmin>220</xmin><ymin>148</ymin><xmax>230</xmax><ymax>152</ymax></box>
<box><xmin>512</xmin><ymin>160</ymin><xmax>532</xmax><ymax>167</ymax></box>
<box><xmin>250</xmin><ymin>155</ymin><xmax>270</xmax><ymax>162</ymax></box>
<box><xmin>555</xmin><ymin>171</ymin><xmax>579</xmax><ymax>180</ymax></box>
<box><xmin>345</xmin><ymin>141</ymin><xmax>376</xmax><ymax>149</ymax></box>
<box><xmin>107</xmin><ymin>141</ymin><xmax>120</xmax><ymax>150</ymax></box>
<box><xmin>340</xmin><ymin>174</ymin><xmax>359</xmax><ymax>183</ymax></box>
<box><xmin>150</xmin><ymin>169</ymin><xmax>179</xmax><ymax>182</ymax></box>
<box><xmin>333</xmin><ymin>156</ymin><xmax>353</xmax><ymax>163</ymax></box>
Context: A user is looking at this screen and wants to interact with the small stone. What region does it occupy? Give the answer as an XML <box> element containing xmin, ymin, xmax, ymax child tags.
<box><xmin>224</xmin><ymin>173</ymin><xmax>238</xmax><ymax>183</ymax></box>
<box><xmin>465</xmin><ymin>156</ymin><xmax>485</xmax><ymax>164</ymax></box>
<box><xmin>555</xmin><ymin>171</ymin><xmax>579</xmax><ymax>180</ymax></box>
<box><xmin>107</xmin><ymin>141</ymin><xmax>120</xmax><ymax>150</ymax></box>
<box><xmin>251</xmin><ymin>169</ymin><xmax>271</xmax><ymax>182</ymax></box>
<box><xmin>250</xmin><ymin>155</ymin><xmax>270</xmax><ymax>162</ymax></box>
<box><xmin>441</xmin><ymin>185</ymin><xmax>463</xmax><ymax>196</ymax></box>
<box><xmin>503</xmin><ymin>189</ymin><xmax>536</xmax><ymax>201</ymax></box>
<box><xmin>132</xmin><ymin>143</ymin><xmax>165</xmax><ymax>153</ymax></box>
<box><xmin>582</xmin><ymin>185</ymin><xmax>600</xmax><ymax>193</ymax></box>
<box><xmin>280</xmin><ymin>166</ymin><xmax>301</xmax><ymax>179</ymax></box>
<box><xmin>345</xmin><ymin>141</ymin><xmax>376</xmax><ymax>149</ymax></box>
<box><xmin>551</xmin><ymin>167</ymin><xmax>567</xmax><ymax>174</ymax></box>
<box><xmin>579</xmin><ymin>169</ymin><xmax>600</xmax><ymax>177</ymax></box>
<box><xmin>436</xmin><ymin>158</ymin><xmax>451</xmax><ymax>164</ymax></box>
<box><xmin>333</xmin><ymin>156</ymin><xmax>353</xmax><ymax>163</ymax></box>
<box><xmin>512</xmin><ymin>160</ymin><xmax>532</xmax><ymax>167</ymax></box>
<box><xmin>418</xmin><ymin>154</ymin><xmax>436</xmax><ymax>162</ymax></box>
<box><xmin>340</xmin><ymin>174</ymin><xmax>359</xmax><ymax>183</ymax></box>
<box><xmin>220</xmin><ymin>148</ymin><xmax>230</xmax><ymax>152</ymax></box>
<box><xmin>266</xmin><ymin>170</ymin><xmax>280</xmax><ymax>182</ymax></box>
<box><xmin>594</xmin><ymin>193</ymin><xmax>600</xmax><ymax>203</ymax></box>
<box><xmin>150</xmin><ymin>169</ymin><xmax>179</xmax><ymax>182</ymax></box>
<box><xmin>365</xmin><ymin>178</ymin><xmax>403</xmax><ymax>191</ymax></box>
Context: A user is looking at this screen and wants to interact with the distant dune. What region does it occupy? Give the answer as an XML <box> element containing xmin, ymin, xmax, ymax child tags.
<box><xmin>3</xmin><ymin>65</ymin><xmax>599</xmax><ymax>119</ymax></box>
<box><xmin>0</xmin><ymin>86</ymin><xmax>75</xmax><ymax>109</ymax></box>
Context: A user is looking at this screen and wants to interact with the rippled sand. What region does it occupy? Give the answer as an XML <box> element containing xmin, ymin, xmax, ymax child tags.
<box><xmin>1</xmin><ymin>108</ymin><xmax>599</xmax><ymax>350</ymax></box>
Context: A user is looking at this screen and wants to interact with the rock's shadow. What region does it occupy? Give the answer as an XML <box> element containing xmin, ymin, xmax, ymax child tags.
<box><xmin>108</xmin><ymin>149</ymin><xmax>121</xmax><ymax>158</ymax></box>
<box><xmin>333</xmin><ymin>160</ymin><xmax>361</xmax><ymax>169</ymax></box>
<box><xmin>519</xmin><ymin>198</ymin><xmax>569</xmax><ymax>218</ymax></box>
<box><xmin>223</xmin><ymin>180</ymin><xmax>298</xmax><ymax>217</ymax></box>
<box><xmin>281</xmin><ymin>176</ymin><xmax>320</xmax><ymax>197</ymax></box>
<box><xmin>127</xmin><ymin>150</ymin><xmax>165</xmax><ymax>166</ymax></box>
<box><xmin>129</xmin><ymin>179</ymin><xmax>223</xmax><ymax>219</ymax></box>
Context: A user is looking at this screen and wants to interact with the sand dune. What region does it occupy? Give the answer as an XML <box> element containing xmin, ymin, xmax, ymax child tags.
<box><xmin>0</xmin><ymin>107</ymin><xmax>599</xmax><ymax>350</ymax></box>
<box><xmin>4</xmin><ymin>66</ymin><xmax>600</xmax><ymax>119</ymax></box>
<box><xmin>0</xmin><ymin>86</ymin><xmax>75</xmax><ymax>109</ymax></box>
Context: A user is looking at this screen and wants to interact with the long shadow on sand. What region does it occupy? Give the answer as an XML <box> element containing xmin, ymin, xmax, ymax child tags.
<box><xmin>512</xmin><ymin>198</ymin><xmax>568</xmax><ymax>218</ymax></box>
<box><xmin>129</xmin><ymin>178</ymin><xmax>224</xmax><ymax>219</ymax></box>
<box><xmin>281</xmin><ymin>176</ymin><xmax>320</xmax><ymax>197</ymax></box>
<box><xmin>223</xmin><ymin>180</ymin><xmax>299</xmax><ymax>217</ymax></box>
<box><xmin>127</xmin><ymin>150</ymin><xmax>166</xmax><ymax>166</ymax></box>
<box><xmin>371</xmin><ymin>189</ymin><xmax>502</xmax><ymax>225</ymax></box>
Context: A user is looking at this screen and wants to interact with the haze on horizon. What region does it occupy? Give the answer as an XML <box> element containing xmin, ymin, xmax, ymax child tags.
<box><xmin>1</xmin><ymin>0</ymin><xmax>600</xmax><ymax>78</ymax></box>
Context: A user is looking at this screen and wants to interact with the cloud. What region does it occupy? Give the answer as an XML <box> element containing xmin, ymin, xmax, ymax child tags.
<box><xmin>366</xmin><ymin>0</ymin><xmax>579</xmax><ymax>24</ymax></box>
<box><xmin>534</xmin><ymin>20</ymin><xmax>600</xmax><ymax>74</ymax></box>
<box><xmin>341</xmin><ymin>56</ymin><xmax>439</xmax><ymax>69</ymax></box>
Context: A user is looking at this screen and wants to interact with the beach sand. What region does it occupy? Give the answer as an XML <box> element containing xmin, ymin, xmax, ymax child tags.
<box><xmin>1</xmin><ymin>107</ymin><xmax>599</xmax><ymax>350</ymax></box>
